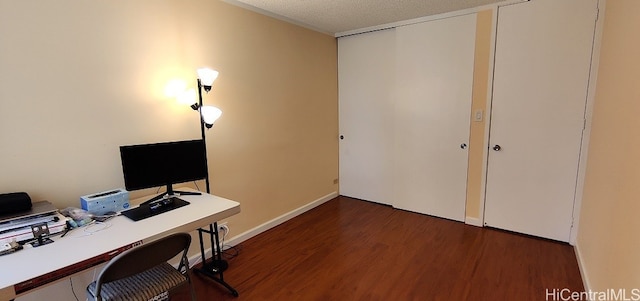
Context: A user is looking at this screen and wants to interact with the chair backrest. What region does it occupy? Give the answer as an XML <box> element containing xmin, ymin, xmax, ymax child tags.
<box><xmin>96</xmin><ymin>232</ymin><xmax>191</xmax><ymax>284</ymax></box>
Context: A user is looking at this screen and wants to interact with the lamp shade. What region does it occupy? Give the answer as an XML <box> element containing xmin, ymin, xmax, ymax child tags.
<box><xmin>197</xmin><ymin>68</ymin><xmax>219</xmax><ymax>87</ymax></box>
<box><xmin>201</xmin><ymin>106</ymin><xmax>222</xmax><ymax>128</ymax></box>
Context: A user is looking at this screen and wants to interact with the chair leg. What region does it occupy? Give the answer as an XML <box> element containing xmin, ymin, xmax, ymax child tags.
<box><xmin>187</xmin><ymin>272</ymin><xmax>197</xmax><ymax>301</ymax></box>
<box><xmin>190</xmin><ymin>284</ymin><xmax>197</xmax><ymax>301</ymax></box>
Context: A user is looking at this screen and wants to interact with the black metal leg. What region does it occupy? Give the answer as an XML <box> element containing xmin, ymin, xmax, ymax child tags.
<box><xmin>194</xmin><ymin>223</ymin><xmax>238</xmax><ymax>297</ymax></box>
<box><xmin>210</xmin><ymin>224</ymin><xmax>217</xmax><ymax>261</ymax></box>
<box><xmin>198</xmin><ymin>228</ymin><xmax>206</xmax><ymax>267</ymax></box>
<box><xmin>213</xmin><ymin>222</ymin><xmax>223</xmax><ymax>264</ymax></box>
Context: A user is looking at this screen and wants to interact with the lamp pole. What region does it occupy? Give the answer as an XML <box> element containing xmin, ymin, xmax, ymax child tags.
<box><xmin>193</xmin><ymin>72</ymin><xmax>238</xmax><ymax>297</ymax></box>
<box><xmin>197</xmin><ymin>78</ymin><xmax>211</xmax><ymax>194</ymax></box>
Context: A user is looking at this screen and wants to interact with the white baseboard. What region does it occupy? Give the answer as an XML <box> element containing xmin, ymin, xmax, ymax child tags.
<box><xmin>189</xmin><ymin>191</ymin><xmax>338</xmax><ymax>267</ymax></box>
<box><xmin>574</xmin><ymin>244</ymin><xmax>591</xmax><ymax>295</ymax></box>
<box><xmin>465</xmin><ymin>216</ymin><xmax>483</xmax><ymax>227</ymax></box>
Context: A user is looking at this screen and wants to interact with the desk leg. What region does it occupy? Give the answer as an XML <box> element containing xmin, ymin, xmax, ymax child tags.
<box><xmin>194</xmin><ymin>222</ymin><xmax>239</xmax><ymax>297</ymax></box>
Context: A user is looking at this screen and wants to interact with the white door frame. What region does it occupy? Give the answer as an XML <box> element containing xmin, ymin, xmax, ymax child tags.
<box><xmin>568</xmin><ymin>0</ymin><xmax>606</xmax><ymax>245</ymax></box>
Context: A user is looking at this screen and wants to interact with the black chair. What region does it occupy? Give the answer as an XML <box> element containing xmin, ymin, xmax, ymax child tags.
<box><xmin>86</xmin><ymin>232</ymin><xmax>196</xmax><ymax>301</ymax></box>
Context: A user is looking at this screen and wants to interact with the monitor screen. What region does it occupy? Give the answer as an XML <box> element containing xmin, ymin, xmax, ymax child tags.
<box><xmin>119</xmin><ymin>139</ymin><xmax>207</xmax><ymax>194</ymax></box>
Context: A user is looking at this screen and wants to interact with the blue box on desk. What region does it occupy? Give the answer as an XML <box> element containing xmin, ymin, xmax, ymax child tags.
<box><xmin>80</xmin><ymin>188</ymin><xmax>130</xmax><ymax>215</ymax></box>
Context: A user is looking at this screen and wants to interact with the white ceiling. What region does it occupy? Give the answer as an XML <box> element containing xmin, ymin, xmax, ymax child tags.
<box><xmin>224</xmin><ymin>0</ymin><xmax>509</xmax><ymax>36</ymax></box>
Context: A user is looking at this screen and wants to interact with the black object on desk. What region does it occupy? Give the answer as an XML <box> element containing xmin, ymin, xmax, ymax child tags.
<box><xmin>29</xmin><ymin>223</ymin><xmax>54</xmax><ymax>247</ymax></box>
<box><xmin>121</xmin><ymin>197</ymin><xmax>190</xmax><ymax>221</ymax></box>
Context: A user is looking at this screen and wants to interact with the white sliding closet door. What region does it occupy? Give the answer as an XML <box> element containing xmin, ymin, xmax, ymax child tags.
<box><xmin>393</xmin><ymin>14</ymin><xmax>476</xmax><ymax>222</ymax></box>
<box><xmin>338</xmin><ymin>29</ymin><xmax>395</xmax><ymax>205</ymax></box>
<box><xmin>484</xmin><ymin>0</ymin><xmax>597</xmax><ymax>242</ymax></box>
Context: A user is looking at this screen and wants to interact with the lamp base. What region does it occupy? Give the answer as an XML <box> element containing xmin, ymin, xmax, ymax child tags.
<box><xmin>194</xmin><ymin>259</ymin><xmax>238</xmax><ymax>297</ymax></box>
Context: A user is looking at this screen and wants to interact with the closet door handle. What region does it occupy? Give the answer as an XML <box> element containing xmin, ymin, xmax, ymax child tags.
<box><xmin>460</xmin><ymin>143</ymin><xmax>467</xmax><ymax>149</ymax></box>
<box><xmin>340</xmin><ymin>135</ymin><xmax>344</xmax><ymax>140</ymax></box>
<box><xmin>493</xmin><ymin>145</ymin><xmax>502</xmax><ymax>151</ymax></box>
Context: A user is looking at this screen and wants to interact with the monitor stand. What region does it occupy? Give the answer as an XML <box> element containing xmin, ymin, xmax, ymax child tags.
<box><xmin>141</xmin><ymin>183</ymin><xmax>202</xmax><ymax>205</ymax></box>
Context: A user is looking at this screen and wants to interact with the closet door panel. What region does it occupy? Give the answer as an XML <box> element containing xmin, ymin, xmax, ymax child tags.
<box><xmin>484</xmin><ymin>0</ymin><xmax>597</xmax><ymax>242</ymax></box>
<box><xmin>338</xmin><ymin>29</ymin><xmax>395</xmax><ymax>205</ymax></box>
<box><xmin>393</xmin><ymin>14</ymin><xmax>476</xmax><ymax>221</ymax></box>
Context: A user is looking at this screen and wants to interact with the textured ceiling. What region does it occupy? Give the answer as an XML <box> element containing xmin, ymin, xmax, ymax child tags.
<box><xmin>226</xmin><ymin>0</ymin><xmax>509</xmax><ymax>35</ymax></box>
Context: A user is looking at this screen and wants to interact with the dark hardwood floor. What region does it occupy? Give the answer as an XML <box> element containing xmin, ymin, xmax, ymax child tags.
<box><xmin>175</xmin><ymin>196</ymin><xmax>583</xmax><ymax>300</ymax></box>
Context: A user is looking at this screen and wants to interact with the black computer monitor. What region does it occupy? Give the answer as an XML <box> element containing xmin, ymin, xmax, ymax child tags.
<box><xmin>119</xmin><ymin>139</ymin><xmax>207</xmax><ymax>203</ymax></box>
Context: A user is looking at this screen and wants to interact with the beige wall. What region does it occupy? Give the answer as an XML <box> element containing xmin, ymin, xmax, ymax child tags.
<box><xmin>465</xmin><ymin>9</ymin><xmax>492</xmax><ymax>220</ymax></box>
<box><xmin>0</xmin><ymin>0</ymin><xmax>337</xmax><ymax>241</ymax></box>
<box><xmin>577</xmin><ymin>0</ymin><xmax>640</xmax><ymax>290</ymax></box>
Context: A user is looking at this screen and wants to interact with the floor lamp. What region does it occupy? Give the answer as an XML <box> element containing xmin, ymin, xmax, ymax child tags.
<box><xmin>186</xmin><ymin>68</ymin><xmax>238</xmax><ymax>297</ymax></box>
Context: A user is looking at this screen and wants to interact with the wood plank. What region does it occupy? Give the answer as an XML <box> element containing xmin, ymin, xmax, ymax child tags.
<box><xmin>175</xmin><ymin>196</ymin><xmax>583</xmax><ymax>300</ymax></box>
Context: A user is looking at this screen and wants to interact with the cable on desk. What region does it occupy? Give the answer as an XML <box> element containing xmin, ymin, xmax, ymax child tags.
<box><xmin>64</xmin><ymin>221</ymin><xmax>112</xmax><ymax>238</ymax></box>
<box><xmin>91</xmin><ymin>212</ymin><xmax>119</xmax><ymax>222</ymax></box>
<box><xmin>83</xmin><ymin>221</ymin><xmax>112</xmax><ymax>234</ymax></box>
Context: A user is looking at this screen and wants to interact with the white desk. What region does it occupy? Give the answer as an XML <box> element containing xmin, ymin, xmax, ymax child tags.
<box><xmin>0</xmin><ymin>192</ymin><xmax>240</xmax><ymax>301</ymax></box>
